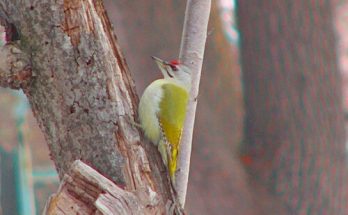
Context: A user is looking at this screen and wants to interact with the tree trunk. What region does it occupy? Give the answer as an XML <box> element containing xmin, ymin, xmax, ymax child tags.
<box><xmin>238</xmin><ymin>0</ymin><xmax>348</xmax><ymax>214</ymax></box>
<box><xmin>0</xmin><ymin>0</ymin><xmax>178</xmax><ymax>213</ymax></box>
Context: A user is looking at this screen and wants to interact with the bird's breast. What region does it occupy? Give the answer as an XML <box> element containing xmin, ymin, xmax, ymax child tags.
<box><xmin>138</xmin><ymin>80</ymin><xmax>166</xmax><ymax>145</ymax></box>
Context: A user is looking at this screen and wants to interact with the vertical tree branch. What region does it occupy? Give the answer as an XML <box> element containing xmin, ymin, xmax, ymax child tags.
<box><xmin>177</xmin><ymin>0</ymin><xmax>211</xmax><ymax>207</ymax></box>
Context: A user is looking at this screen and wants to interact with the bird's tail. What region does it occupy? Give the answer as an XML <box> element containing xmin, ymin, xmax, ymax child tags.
<box><xmin>158</xmin><ymin>139</ymin><xmax>177</xmax><ymax>184</ymax></box>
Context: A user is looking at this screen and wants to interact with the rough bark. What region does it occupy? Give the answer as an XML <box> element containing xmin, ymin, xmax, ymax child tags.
<box><xmin>0</xmin><ymin>0</ymin><xmax>180</xmax><ymax>213</ymax></box>
<box><xmin>238</xmin><ymin>0</ymin><xmax>348</xmax><ymax>214</ymax></box>
<box><xmin>0</xmin><ymin>43</ymin><xmax>31</xmax><ymax>89</ymax></box>
<box><xmin>43</xmin><ymin>160</ymin><xmax>151</xmax><ymax>214</ymax></box>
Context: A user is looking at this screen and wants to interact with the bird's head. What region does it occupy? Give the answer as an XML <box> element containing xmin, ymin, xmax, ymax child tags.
<box><xmin>152</xmin><ymin>56</ymin><xmax>191</xmax><ymax>90</ymax></box>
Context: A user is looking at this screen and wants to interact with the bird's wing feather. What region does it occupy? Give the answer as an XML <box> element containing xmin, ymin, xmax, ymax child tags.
<box><xmin>158</xmin><ymin>83</ymin><xmax>188</xmax><ymax>148</ymax></box>
<box><xmin>157</xmin><ymin>82</ymin><xmax>189</xmax><ymax>179</ymax></box>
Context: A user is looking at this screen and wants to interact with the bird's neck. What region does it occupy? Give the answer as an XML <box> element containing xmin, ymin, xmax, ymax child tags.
<box><xmin>175</xmin><ymin>72</ymin><xmax>192</xmax><ymax>92</ymax></box>
<box><xmin>179</xmin><ymin>79</ymin><xmax>191</xmax><ymax>92</ymax></box>
<box><xmin>165</xmin><ymin>77</ymin><xmax>191</xmax><ymax>92</ymax></box>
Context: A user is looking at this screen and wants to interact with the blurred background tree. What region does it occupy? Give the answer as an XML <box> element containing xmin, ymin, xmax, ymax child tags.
<box><xmin>238</xmin><ymin>0</ymin><xmax>347</xmax><ymax>214</ymax></box>
<box><xmin>1</xmin><ymin>0</ymin><xmax>348</xmax><ymax>214</ymax></box>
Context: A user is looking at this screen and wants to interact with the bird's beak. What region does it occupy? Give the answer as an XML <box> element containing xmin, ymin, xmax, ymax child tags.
<box><xmin>152</xmin><ymin>56</ymin><xmax>168</xmax><ymax>68</ymax></box>
<box><xmin>151</xmin><ymin>56</ymin><xmax>170</xmax><ymax>78</ymax></box>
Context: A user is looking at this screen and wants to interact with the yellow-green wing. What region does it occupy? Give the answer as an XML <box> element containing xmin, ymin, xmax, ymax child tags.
<box><xmin>158</xmin><ymin>83</ymin><xmax>189</xmax><ymax>180</ymax></box>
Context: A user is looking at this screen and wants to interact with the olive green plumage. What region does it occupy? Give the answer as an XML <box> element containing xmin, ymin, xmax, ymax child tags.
<box><xmin>138</xmin><ymin>57</ymin><xmax>191</xmax><ymax>184</ymax></box>
<box><xmin>159</xmin><ymin>83</ymin><xmax>189</xmax><ymax>181</ymax></box>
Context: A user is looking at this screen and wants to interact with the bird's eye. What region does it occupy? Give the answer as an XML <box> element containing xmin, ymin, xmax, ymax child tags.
<box><xmin>170</xmin><ymin>65</ymin><xmax>178</xmax><ymax>71</ymax></box>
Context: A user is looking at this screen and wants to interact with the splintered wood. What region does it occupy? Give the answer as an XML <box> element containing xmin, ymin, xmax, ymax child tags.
<box><xmin>43</xmin><ymin>160</ymin><xmax>143</xmax><ymax>215</ymax></box>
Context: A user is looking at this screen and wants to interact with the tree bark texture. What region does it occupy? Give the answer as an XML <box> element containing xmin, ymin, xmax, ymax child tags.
<box><xmin>238</xmin><ymin>0</ymin><xmax>348</xmax><ymax>214</ymax></box>
<box><xmin>104</xmin><ymin>1</ymin><xmax>246</xmax><ymax>214</ymax></box>
<box><xmin>0</xmin><ymin>0</ymin><xmax>178</xmax><ymax>213</ymax></box>
<box><xmin>43</xmin><ymin>160</ymin><xmax>149</xmax><ymax>214</ymax></box>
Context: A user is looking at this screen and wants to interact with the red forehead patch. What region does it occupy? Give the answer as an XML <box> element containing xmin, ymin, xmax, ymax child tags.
<box><xmin>170</xmin><ymin>60</ymin><xmax>180</xmax><ymax>65</ymax></box>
